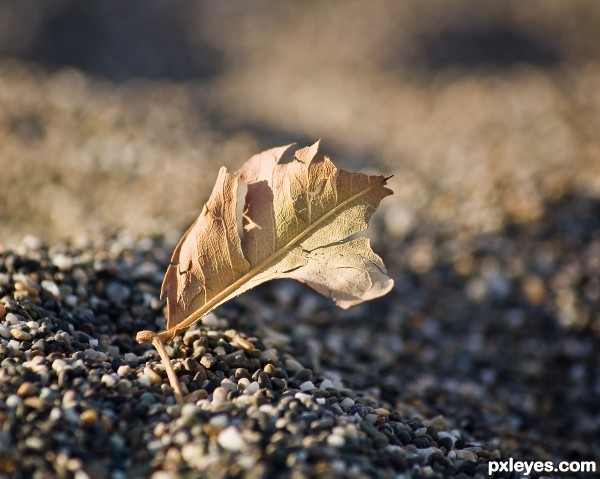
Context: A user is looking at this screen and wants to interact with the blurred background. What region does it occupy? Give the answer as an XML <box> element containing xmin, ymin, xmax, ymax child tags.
<box><xmin>1</xmin><ymin>0</ymin><xmax>599</xmax><ymax>244</ymax></box>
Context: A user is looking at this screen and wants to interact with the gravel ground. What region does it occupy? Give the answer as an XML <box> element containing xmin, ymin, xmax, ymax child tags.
<box><xmin>1</xmin><ymin>191</ymin><xmax>599</xmax><ymax>478</ymax></box>
<box><xmin>1</xmin><ymin>1</ymin><xmax>600</xmax><ymax>478</ymax></box>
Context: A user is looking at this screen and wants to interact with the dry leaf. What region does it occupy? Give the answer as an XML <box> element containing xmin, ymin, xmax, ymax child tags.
<box><xmin>137</xmin><ymin>141</ymin><xmax>393</xmax><ymax>344</ymax></box>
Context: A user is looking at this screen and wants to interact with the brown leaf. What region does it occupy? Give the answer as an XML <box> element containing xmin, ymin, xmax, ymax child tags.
<box><xmin>150</xmin><ymin>141</ymin><xmax>393</xmax><ymax>341</ymax></box>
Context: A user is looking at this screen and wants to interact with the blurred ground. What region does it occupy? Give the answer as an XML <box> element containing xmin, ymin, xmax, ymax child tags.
<box><xmin>0</xmin><ymin>0</ymin><xmax>599</xmax><ymax>474</ymax></box>
<box><xmin>1</xmin><ymin>0</ymin><xmax>599</xmax><ymax>244</ymax></box>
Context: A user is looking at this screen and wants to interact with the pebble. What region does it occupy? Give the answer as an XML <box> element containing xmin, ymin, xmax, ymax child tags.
<box><xmin>63</xmin><ymin>406</ymin><xmax>80</xmax><ymax>425</ymax></box>
<box><xmin>212</xmin><ymin>387</ymin><xmax>229</xmax><ymax>405</ymax></box>
<box><xmin>6</xmin><ymin>394</ymin><xmax>22</xmax><ymax>409</ymax></box>
<box><xmin>327</xmin><ymin>434</ymin><xmax>346</xmax><ymax>448</ymax></box>
<box><xmin>143</xmin><ymin>366</ymin><xmax>162</xmax><ymax>385</ymax></box>
<box><xmin>232</xmin><ymin>335</ymin><xmax>255</xmax><ymax>351</ymax></box>
<box><xmin>64</xmin><ymin>295</ymin><xmax>78</xmax><ymax>307</ymax></box>
<box><xmin>52</xmin><ymin>253</ymin><xmax>74</xmax><ymax>270</ymax></box>
<box><xmin>417</xmin><ymin>447</ymin><xmax>439</xmax><ymax>460</ymax></box>
<box><xmin>220</xmin><ymin>379</ymin><xmax>237</xmax><ymax>391</ymax></box>
<box><xmin>244</xmin><ymin>381</ymin><xmax>260</xmax><ymax>395</ymax></box>
<box><xmin>299</xmin><ymin>381</ymin><xmax>315</xmax><ymax>391</ymax></box>
<box><xmin>201</xmin><ymin>313</ymin><xmax>222</xmax><ymax>328</ymax></box>
<box><xmin>105</xmin><ymin>282</ymin><xmax>130</xmax><ymax>303</ymax></box>
<box><xmin>41</xmin><ymin>280</ymin><xmax>61</xmax><ymax>298</ymax></box>
<box><xmin>52</xmin><ymin>359</ymin><xmax>68</xmax><ymax>373</ymax></box>
<box><xmin>217</xmin><ymin>426</ymin><xmax>246</xmax><ymax>452</ymax></box>
<box><xmin>340</xmin><ymin>397</ymin><xmax>355</xmax><ymax>409</ymax></box>
<box><xmin>79</xmin><ymin>409</ymin><xmax>98</xmax><ymax>427</ymax></box>
<box><xmin>237</xmin><ymin>377</ymin><xmax>250</xmax><ymax>390</ymax></box>
<box><xmin>365</xmin><ymin>413</ymin><xmax>378</xmax><ymax>424</ymax></box>
<box><xmin>101</xmin><ymin>374</ymin><xmax>119</xmax><ymax>388</ymax></box>
<box><xmin>455</xmin><ymin>450</ymin><xmax>478</xmax><ymax>461</ymax></box>
<box><xmin>285</xmin><ymin>358</ymin><xmax>303</xmax><ymax>373</ymax></box>
<box><xmin>22</xmin><ymin>396</ymin><xmax>42</xmax><ymax>411</ymax></box>
<box><xmin>0</xmin><ymin>325</ymin><xmax>10</xmax><ymax>339</ymax></box>
<box><xmin>255</xmin><ymin>371</ymin><xmax>270</xmax><ymax>390</ymax></box>
<box><xmin>5</xmin><ymin>313</ymin><xmax>20</xmax><ymax>324</ymax></box>
<box><xmin>17</xmin><ymin>382</ymin><xmax>37</xmax><ymax>397</ymax></box>
<box><xmin>209</xmin><ymin>415</ymin><xmax>229</xmax><ymax>429</ymax></box>
<box><xmin>200</xmin><ymin>355</ymin><xmax>217</xmax><ymax>369</ymax></box>
<box><xmin>14</xmin><ymin>280</ymin><xmax>39</xmax><ymax>297</ymax></box>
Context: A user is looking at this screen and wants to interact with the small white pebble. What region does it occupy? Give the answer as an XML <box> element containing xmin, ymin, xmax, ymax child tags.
<box><xmin>0</xmin><ymin>325</ymin><xmax>10</xmax><ymax>339</ymax></box>
<box><xmin>233</xmin><ymin>394</ymin><xmax>251</xmax><ymax>406</ymax></box>
<box><xmin>421</xmin><ymin>466</ymin><xmax>434</xmax><ymax>477</ymax></box>
<box><xmin>52</xmin><ymin>359</ymin><xmax>67</xmax><ymax>373</ymax></box>
<box><xmin>5</xmin><ymin>313</ymin><xmax>20</xmax><ymax>325</ymax></box>
<box><xmin>143</xmin><ymin>366</ymin><xmax>162</xmax><ymax>385</ymax></box>
<box><xmin>209</xmin><ymin>414</ymin><xmax>229</xmax><ymax>429</ymax></box>
<box><xmin>340</xmin><ymin>397</ymin><xmax>355</xmax><ymax>409</ymax></box>
<box><xmin>202</xmin><ymin>313</ymin><xmax>221</xmax><ymax>328</ymax></box>
<box><xmin>49</xmin><ymin>407</ymin><xmax>62</xmax><ymax>422</ymax></box>
<box><xmin>294</xmin><ymin>392</ymin><xmax>312</xmax><ymax>403</ymax></box>
<box><xmin>275</xmin><ymin>418</ymin><xmax>287</xmax><ymax>429</ymax></box>
<box><xmin>52</xmin><ymin>254</ymin><xmax>74</xmax><ymax>270</ymax></box>
<box><xmin>74</xmin><ymin>470</ymin><xmax>92</xmax><ymax>479</ymax></box>
<box><xmin>327</xmin><ymin>434</ymin><xmax>346</xmax><ymax>448</ymax></box>
<box><xmin>41</xmin><ymin>280</ymin><xmax>61</xmax><ymax>298</ymax></box>
<box><xmin>212</xmin><ymin>387</ymin><xmax>228</xmax><ymax>405</ymax></box>
<box><xmin>244</xmin><ymin>381</ymin><xmax>260</xmax><ymax>395</ymax></box>
<box><xmin>299</xmin><ymin>381</ymin><xmax>315</xmax><ymax>391</ymax></box>
<box><xmin>237</xmin><ymin>378</ymin><xmax>250</xmax><ymax>390</ymax></box>
<box><xmin>138</xmin><ymin>375</ymin><xmax>151</xmax><ymax>387</ymax></box>
<box><xmin>217</xmin><ymin>426</ymin><xmax>245</xmax><ymax>452</ymax></box>
<box><xmin>319</xmin><ymin>379</ymin><xmax>334</xmax><ymax>389</ymax></box>
<box><xmin>6</xmin><ymin>394</ymin><xmax>22</xmax><ymax>408</ymax></box>
<box><xmin>258</xmin><ymin>404</ymin><xmax>275</xmax><ymax>414</ymax></box>
<box><xmin>101</xmin><ymin>374</ymin><xmax>118</xmax><ymax>388</ymax></box>
<box><xmin>26</xmin><ymin>321</ymin><xmax>39</xmax><ymax>331</ymax></box>
<box><xmin>117</xmin><ymin>365</ymin><xmax>132</xmax><ymax>377</ymax></box>
<box><xmin>180</xmin><ymin>403</ymin><xmax>196</xmax><ymax>419</ymax></box>
<box><xmin>220</xmin><ymin>379</ymin><xmax>237</xmax><ymax>391</ymax></box>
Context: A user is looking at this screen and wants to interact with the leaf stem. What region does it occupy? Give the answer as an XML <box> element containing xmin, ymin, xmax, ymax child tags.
<box><xmin>151</xmin><ymin>334</ymin><xmax>184</xmax><ymax>406</ymax></box>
